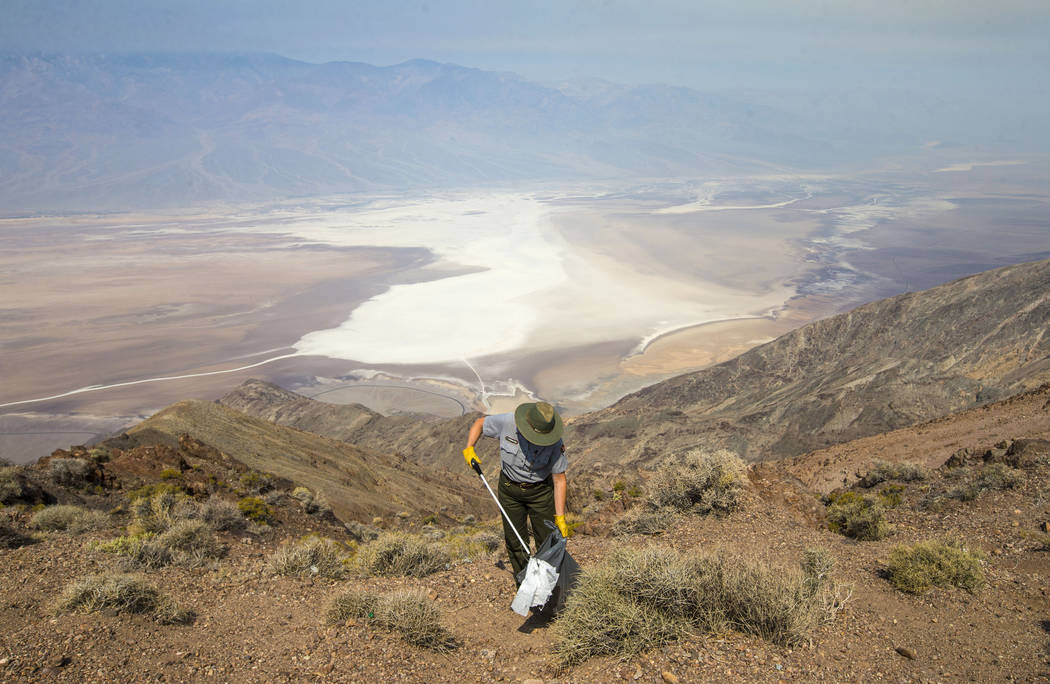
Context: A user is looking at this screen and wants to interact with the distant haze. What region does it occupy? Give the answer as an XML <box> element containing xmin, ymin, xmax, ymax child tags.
<box><xmin>0</xmin><ymin>51</ymin><xmax>1046</xmax><ymax>213</ymax></box>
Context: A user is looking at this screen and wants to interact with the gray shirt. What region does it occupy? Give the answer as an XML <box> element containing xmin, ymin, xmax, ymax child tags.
<box><xmin>483</xmin><ymin>412</ymin><xmax>567</xmax><ymax>483</ymax></box>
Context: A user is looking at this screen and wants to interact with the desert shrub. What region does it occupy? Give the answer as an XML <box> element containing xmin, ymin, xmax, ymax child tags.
<box><xmin>30</xmin><ymin>505</ymin><xmax>110</xmax><ymax>533</ymax></box>
<box><xmin>627</xmin><ymin>484</ymin><xmax>643</xmax><ymax>498</ymax></box>
<box><xmin>345</xmin><ymin>519</ymin><xmax>382</xmax><ymax>542</ymax></box>
<box><xmin>199</xmin><ymin>496</ymin><xmax>246</xmax><ymax>531</ymax></box>
<box><xmin>374</xmin><ymin>589</ymin><xmax>455</xmax><ymax>650</ymax></box>
<box><xmin>551</xmin><ymin>565</ymin><xmax>686</xmax><ymax>666</ymax></box>
<box><xmin>240</xmin><ymin>470</ymin><xmax>275</xmax><ymax>494</ymax></box>
<box><xmin>127</xmin><ymin>482</ymin><xmax>184</xmax><ymax>502</ymax></box>
<box><xmin>49</xmin><ymin>458</ymin><xmax>91</xmax><ymax>486</ymax></box>
<box><xmin>237</xmin><ymin>497</ymin><xmax>274</xmax><ymax>524</ymax></box>
<box><xmin>326</xmin><ymin>588</ymin><xmax>380</xmax><ymax>623</ymax></box>
<box><xmin>291</xmin><ymin>486</ymin><xmax>331</xmax><ymax>516</ymax></box>
<box><xmin>825</xmin><ymin>492</ymin><xmax>891</xmax><ymax>541</ymax></box>
<box><xmin>356</xmin><ymin>532</ymin><xmax>449</xmax><ymax>578</ymax></box>
<box><xmin>328</xmin><ymin>588</ymin><xmax>454</xmax><ymax>650</ymax></box>
<box><xmin>159</xmin><ymin>468</ymin><xmax>182</xmax><ymax>480</ymax></box>
<box><xmin>977</xmin><ymin>463</ymin><xmax>1024</xmax><ymax>491</ymax></box>
<box><xmin>268</xmin><ymin>535</ymin><xmax>348</xmax><ymax>578</ymax></box>
<box><xmin>55</xmin><ymin>573</ymin><xmax>192</xmax><ymax>624</ymax></box>
<box><xmin>130</xmin><ymin>486</ymin><xmax>186</xmax><ymax>533</ymax></box>
<box><xmin>886</xmin><ymin>538</ymin><xmax>986</xmax><ymax>594</ymax></box>
<box><xmin>647</xmin><ymin>449</ymin><xmax>747</xmax><ymax>516</ymax></box>
<box><xmin>945</xmin><ymin>483</ymin><xmax>980</xmax><ymax>501</ymax></box>
<box><xmin>611</xmin><ymin>506</ymin><xmax>674</xmax><ymax>537</ymax></box>
<box><xmin>592</xmin><ymin>489</ymin><xmax>605</xmax><ymax>501</ymax></box>
<box><xmin>858</xmin><ymin>460</ymin><xmax>927</xmax><ymax>488</ymax></box>
<box><xmin>443</xmin><ymin>529</ymin><xmax>502</xmax><ymax>561</ymax></box>
<box><xmin>98</xmin><ymin>533</ymin><xmax>173</xmax><ymax>570</ymax></box>
<box><xmin>551</xmin><ymin>546</ymin><xmax>837</xmax><ymax>666</ymax></box>
<box><xmin>876</xmin><ymin>485</ymin><xmax>905</xmax><ymax>508</ymax></box>
<box><xmin>0</xmin><ymin>466</ymin><xmax>25</xmax><ymax>504</ymax></box>
<box><xmin>155</xmin><ymin>520</ymin><xmax>224</xmax><ymax>567</ymax></box>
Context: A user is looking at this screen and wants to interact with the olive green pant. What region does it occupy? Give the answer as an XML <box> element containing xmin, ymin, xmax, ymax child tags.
<box><xmin>497</xmin><ymin>472</ymin><xmax>556</xmax><ymax>581</ymax></box>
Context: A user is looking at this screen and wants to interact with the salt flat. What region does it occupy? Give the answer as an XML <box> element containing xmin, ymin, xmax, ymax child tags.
<box><xmin>2</xmin><ymin>164</ymin><xmax>1048</xmax><ymax>462</ymax></box>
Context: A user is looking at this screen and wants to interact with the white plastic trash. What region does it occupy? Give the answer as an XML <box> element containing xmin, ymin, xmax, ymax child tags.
<box><xmin>510</xmin><ymin>557</ymin><xmax>559</xmax><ymax>616</ymax></box>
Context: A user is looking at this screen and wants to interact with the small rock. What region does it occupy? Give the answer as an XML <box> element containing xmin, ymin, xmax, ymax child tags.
<box><xmin>372</xmin><ymin>517</ymin><xmax>383</xmax><ymax>526</ymax></box>
<box><xmin>661</xmin><ymin>671</ymin><xmax>680</xmax><ymax>684</ymax></box>
<box><xmin>1013</xmin><ymin>509</ymin><xmax>1022</xmax><ymax>516</ymax></box>
<box><xmin>50</xmin><ymin>655</ymin><xmax>71</xmax><ymax>668</ymax></box>
<box><xmin>523</xmin><ymin>679</ymin><xmax>544</xmax><ymax>684</ymax></box>
<box><xmin>0</xmin><ymin>657</ymin><xmax>9</xmax><ymax>667</ymax></box>
<box><xmin>633</xmin><ymin>663</ymin><xmax>643</xmax><ymax>680</ymax></box>
<box><xmin>895</xmin><ymin>646</ymin><xmax>917</xmax><ymax>660</ymax></box>
<box><xmin>1040</xmin><ymin>522</ymin><xmax>1050</xmax><ymax>533</ymax></box>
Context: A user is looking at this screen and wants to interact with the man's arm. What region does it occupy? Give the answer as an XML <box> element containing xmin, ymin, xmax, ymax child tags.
<box><xmin>463</xmin><ymin>417</ymin><xmax>486</xmax><ymax>470</ymax></box>
<box><xmin>552</xmin><ymin>472</ymin><xmax>567</xmax><ymax>516</ymax></box>
<box><xmin>465</xmin><ymin>417</ymin><xmax>485</xmax><ymax>448</ymax></box>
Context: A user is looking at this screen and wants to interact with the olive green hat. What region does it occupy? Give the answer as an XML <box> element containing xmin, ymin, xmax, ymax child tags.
<box><xmin>514</xmin><ymin>401</ymin><xmax>564</xmax><ymax>446</ymax></box>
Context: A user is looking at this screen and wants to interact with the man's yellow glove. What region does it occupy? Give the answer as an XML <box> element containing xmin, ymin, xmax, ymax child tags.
<box><xmin>554</xmin><ymin>514</ymin><xmax>570</xmax><ymax>538</ymax></box>
<box><xmin>463</xmin><ymin>446</ymin><xmax>480</xmax><ymax>470</ymax></box>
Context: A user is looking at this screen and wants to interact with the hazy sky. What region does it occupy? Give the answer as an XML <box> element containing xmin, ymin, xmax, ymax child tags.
<box><xmin>3</xmin><ymin>0</ymin><xmax>1049</xmax><ymax>92</ymax></box>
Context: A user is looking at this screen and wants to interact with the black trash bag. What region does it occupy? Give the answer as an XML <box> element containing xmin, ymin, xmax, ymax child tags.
<box><xmin>515</xmin><ymin>521</ymin><xmax>581</xmax><ymax>617</ymax></box>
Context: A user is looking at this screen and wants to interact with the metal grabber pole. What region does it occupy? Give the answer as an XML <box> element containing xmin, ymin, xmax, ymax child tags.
<box><xmin>471</xmin><ymin>460</ymin><xmax>530</xmax><ymax>558</ymax></box>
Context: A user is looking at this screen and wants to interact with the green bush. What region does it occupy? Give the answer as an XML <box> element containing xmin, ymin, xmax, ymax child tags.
<box><xmin>237</xmin><ymin>497</ymin><xmax>274</xmax><ymax>524</ymax></box>
<box><xmin>268</xmin><ymin>536</ymin><xmax>348</xmax><ymax>578</ymax></box>
<box><xmin>552</xmin><ymin>546</ymin><xmax>838</xmax><ymax>666</ymax></box>
<box><xmin>646</xmin><ymin>448</ymin><xmax>747</xmax><ymax>516</ymax></box>
<box><xmin>240</xmin><ymin>470</ymin><xmax>275</xmax><ymax>494</ymax></box>
<box><xmin>443</xmin><ymin>529</ymin><xmax>501</xmax><ymax>562</ymax></box>
<box><xmin>55</xmin><ymin>573</ymin><xmax>192</xmax><ymax>624</ymax></box>
<box><xmin>876</xmin><ymin>485</ymin><xmax>905</xmax><ymax>508</ymax></box>
<box><xmin>356</xmin><ymin>532</ymin><xmax>449</xmax><ymax>578</ymax></box>
<box><xmin>886</xmin><ymin>539</ymin><xmax>985</xmax><ymax>594</ymax></box>
<box><xmin>30</xmin><ymin>505</ymin><xmax>110</xmax><ymax>533</ymax></box>
<box><xmin>159</xmin><ymin>468</ymin><xmax>182</xmax><ymax>480</ymax></box>
<box><xmin>825</xmin><ymin>492</ymin><xmax>891</xmax><ymax>541</ymax></box>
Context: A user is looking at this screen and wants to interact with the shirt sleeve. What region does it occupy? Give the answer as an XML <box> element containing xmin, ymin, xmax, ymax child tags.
<box><xmin>482</xmin><ymin>413</ymin><xmax>510</xmax><ymax>439</ymax></box>
<box><xmin>550</xmin><ymin>441</ymin><xmax>567</xmax><ymax>474</ymax></box>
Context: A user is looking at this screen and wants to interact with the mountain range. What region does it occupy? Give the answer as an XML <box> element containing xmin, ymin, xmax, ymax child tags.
<box><xmin>0</xmin><ymin>52</ymin><xmax>1018</xmax><ymax>213</ymax></box>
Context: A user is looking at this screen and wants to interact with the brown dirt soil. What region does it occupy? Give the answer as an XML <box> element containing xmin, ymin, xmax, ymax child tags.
<box><xmin>2</xmin><ymin>395</ymin><xmax>1050</xmax><ymax>683</ymax></box>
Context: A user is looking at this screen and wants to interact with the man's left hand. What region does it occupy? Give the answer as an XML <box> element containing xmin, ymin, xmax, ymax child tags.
<box><xmin>554</xmin><ymin>514</ymin><xmax>570</xmax><ymax>538</ymax></box>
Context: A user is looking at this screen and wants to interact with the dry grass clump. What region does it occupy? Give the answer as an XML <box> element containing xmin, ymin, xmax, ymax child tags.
<box><xmin>552</xmin><ymin>546</ymin><xmax>842</xmax><ymax>666</ymax></box>
<box><xmin>129</xmin><ymin>485</ymin><xmax>185</xmax><ymax>533</ymax></box>
<box><xmin>291</xmin><ymin>486</ymin><xmax>331</xmax><ymax>516</ymax></box>
<box><xmin>55</xmin><ymin>573</ymin><xmax>193</xmax><ymax>624</ymax></box>
<box><xmin>977</xmin><ymin>463</ymin><xmax>1024</xmax><ymax>491</ymax></box>
<box><xmin>268</xmin><ymin>535</ymin><xmax>349</xmax><ymax>578</ymax></box>
<box><xmin>327</xmin><ymin>587</ymin><xmax>454</xmax><ymax>650</ymax></box>
<box><xmin>824</xmin><ymin>491</ymin><xmax>891</xmax><ymax>541</ymax></box>
<box><xmin>886</xmin><ymin>538</ymin><xmax>986</xmax><ymax>594</ymax></box>
<box><xmin>646</xmin><ymin>449</ymin><xmax>746</xmax><ymax>516</ymax></box>
<box><xmin>611</xmin><ymin>506</ymin><xmax>675</xmax><ymax>536</ymax></box>
<box><xmin>198</xmin><ymin>496</ymin><xmax>247</xmax><ymax>531</ymax></box>
<box><xmin>858</xmin><ymin>460</ymin><xmax>927</xmax><ymax>488</ymax></box>
<box><xmin>443</xmin><ymin>528</ymin><xmax>502</xmax><ymax>562</ymax></box>
<box><xmin>30</xmin><ymin>504</ymin><xmax>110</xmax><ymax>533</ymax></box>
<box><xmin>356</xmin><ymin>532</ymin><xmax>449</xmax><ymax>578</ymax></box>
<box><xmin>49</xmin><ymin>457</ymin><xmax>91</xmax><ymax>486</ymax></box>
<box><xmin>95</xmin><ymin>520</ymin><xmax>225</xmax><ymax>569</ymax></box>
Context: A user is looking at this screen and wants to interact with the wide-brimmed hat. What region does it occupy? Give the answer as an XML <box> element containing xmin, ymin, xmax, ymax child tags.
<box><xmin>514</xmin><ymin>401</ymin><xmax>564</xmax><ymax>446</ymax></box>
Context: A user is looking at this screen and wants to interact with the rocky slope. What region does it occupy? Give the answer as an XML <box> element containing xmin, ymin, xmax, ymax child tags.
<box><xmin>571</xmin><ymin>257</ymin><xmax>1050</xmax><ymax>466</ymax></box>
<box><xmin>220</xmin><ymin>380</ymin><xmax>481</xmax><ymax>474</ymax></box>
<box><xmin>1</xmin><ymin>387</ymin><xmax>1049</xmax><ymax>681</ymax></box>
<box><xmin>116</xmin><ymin>399</ymin><xmax>487</xmax><ymax>521</ymax></box>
